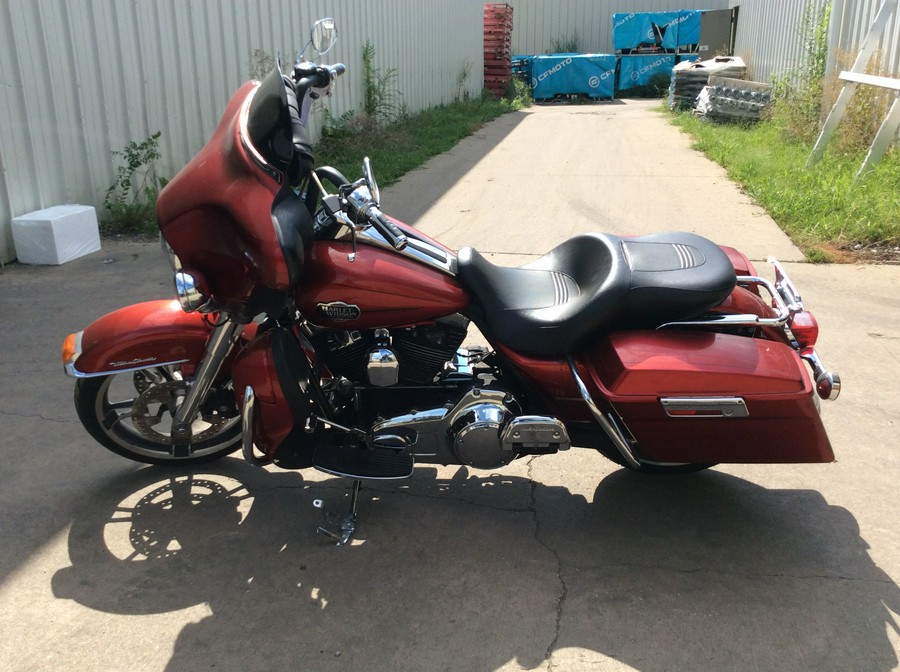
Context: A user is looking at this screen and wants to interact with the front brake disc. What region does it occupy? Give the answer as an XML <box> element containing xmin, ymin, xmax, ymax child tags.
<box><xmin>131</xmin><ymin>381</ymin><xmax>227</xmax><ymax>445</ymax></box>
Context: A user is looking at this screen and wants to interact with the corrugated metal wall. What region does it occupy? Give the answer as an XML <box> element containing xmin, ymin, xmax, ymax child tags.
<box><xmin>829</xmin><ymin>0</ymin><xmax>900</xmax><ymax>74</ymax></box>
<box><xmin>3</xmin><ymin>0</ymin><xmax>896</xmax><ymax>264</ymax></box>
<box><xmin>505</xmin><ymin>0</ymin><xmax>732</xmax><ymax>56</ymax></box>
<box><xmin>0</xmin><ymin>0</ymin><xmax>484</xmax><ymax>264</ymax></box>
<box><xmin>730</xmin><ymin>0</ymin><xmax>824</xmax><ymax>81</ymax></box>
<box><xmin>731</xmin><ymin>0</ymin><xmax>900</xmax><ymax>82</ymax></box>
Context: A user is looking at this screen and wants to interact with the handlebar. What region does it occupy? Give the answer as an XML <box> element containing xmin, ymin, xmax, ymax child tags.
<box><xmin>293</xmin><ymin>63</ymin><xmax>346</xmax><ymax>98</ymax></box>
<box><xmin>342</xmin><ymin>184</ymin><xmax>408</xmax><ymax>251</ymax></box>
<box><xmin>372</xmin><ymin>210</ymin><xmax>408</xmax><ymax>251</ymax></box>
<box><xmin>287</xmin><ymin>61</ymin><xmax>405</xmax><ymax>253</ymax></box>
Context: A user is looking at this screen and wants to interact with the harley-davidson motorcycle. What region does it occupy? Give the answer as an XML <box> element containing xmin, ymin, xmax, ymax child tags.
<box><xmin>63</xmin><ymin>20</ymin><xmax>840</xmax><ymax>544</ymax></box>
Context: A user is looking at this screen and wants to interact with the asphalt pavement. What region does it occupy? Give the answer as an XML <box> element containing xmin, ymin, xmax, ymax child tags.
<box><xmin>1</xmin><ymin>99</ymin><xmax>898</xmax><ymax>671</ymax></box>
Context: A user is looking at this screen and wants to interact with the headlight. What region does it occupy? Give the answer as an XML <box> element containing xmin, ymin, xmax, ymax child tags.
<box><xmin>174</xmin><ymin>270</ymin><xmax>212</xmax><ymax>313</ymax></box>
<box><xmin>162</xmin><ymin>235</ymin><xmax>214</xmax><ymax>313</ymax></box>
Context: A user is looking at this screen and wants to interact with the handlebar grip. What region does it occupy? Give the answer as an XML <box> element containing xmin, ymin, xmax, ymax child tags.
<box><xmin>294</xmin><ymin>64</ymin><xmax>345</xmax><ymax>101</ymax></box>
<box><xmin>374</xmin><ymin>211</ymin><xmax>408</xmax><ymax>251</ymax></box>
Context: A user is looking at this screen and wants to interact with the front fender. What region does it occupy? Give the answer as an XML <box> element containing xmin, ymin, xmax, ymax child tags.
<box><xmin>62</xmin><ymin>300</ymin><xmax>243</xmax><ymax>378</ymax></box>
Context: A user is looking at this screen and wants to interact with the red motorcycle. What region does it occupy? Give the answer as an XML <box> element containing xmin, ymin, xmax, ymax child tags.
<box><xmin>62</xmin><ymin>20</ymin><xmax>840</xmax><ymax>544</ymax></box>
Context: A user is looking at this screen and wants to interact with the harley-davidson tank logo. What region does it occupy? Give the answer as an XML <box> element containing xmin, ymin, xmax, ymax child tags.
<box><xmin>316</xmin><ymin>302</ymin><xmax>361</xmax><ymax>322</ymax></box>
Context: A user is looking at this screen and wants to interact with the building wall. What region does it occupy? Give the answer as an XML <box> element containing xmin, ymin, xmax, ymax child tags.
<box><xmin>3</xmin><ymin>0</ymin><xmax>896</xmax><ymax>263</ymax></box>
<box><xmin>0</xmin><ymin>0</ymin><xmax>484</xmax><ymax>263</ymax></box>
<box><xmin>730</xmin><ymin>0</ymin><xmax>900</xmax><ymax>82</ymax></box>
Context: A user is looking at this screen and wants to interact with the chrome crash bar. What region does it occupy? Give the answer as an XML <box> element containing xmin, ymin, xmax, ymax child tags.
<box><xmin>567</xmin><ymin>357</ymin><xmax>642</xmax><ymax>469</ymax></box>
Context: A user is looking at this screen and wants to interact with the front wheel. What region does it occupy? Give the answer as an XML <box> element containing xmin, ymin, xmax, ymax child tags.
<box><xmin>74</xmin><ymin>366</ymin><xmax>242</xmax><ymax>465</ymax></box>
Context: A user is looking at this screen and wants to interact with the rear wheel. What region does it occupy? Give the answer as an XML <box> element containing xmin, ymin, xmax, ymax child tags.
<box><xmin>594</xmin><ymin>444</ymin><xmax>715</xmax><ymax>474</ymax></box>
<box><xmin>631</xmin><ymin>462</ymin><xmax>716</xmax><ymax>475</ymax></box>
<box><xmin>74</xmin><ymin>366</ymin><xmax>241</xmax><ymax>465</ymax></box>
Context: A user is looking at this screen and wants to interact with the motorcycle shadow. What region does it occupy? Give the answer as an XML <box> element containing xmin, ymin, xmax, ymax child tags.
<box><xmin>51</xmin><ymin>459</ymin><xmax>900</xmax><ymax>671</ymax></box>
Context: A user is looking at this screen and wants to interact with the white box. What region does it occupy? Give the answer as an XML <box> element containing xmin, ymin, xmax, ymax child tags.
<box><xmin>11</xmin><ymin>205</ymin><xmax>101</xmax><ymax>265</ymax></box>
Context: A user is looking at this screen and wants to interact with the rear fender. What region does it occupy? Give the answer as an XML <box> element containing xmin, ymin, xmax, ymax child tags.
<box><xmin>63</xmin><ymin>300</ymin><xmax>255</xmax><ymax>378</ymax></box>
<box><xmin>719</xmin><ymin>245</ymin><xmax>757</xmax><ymax>277</ymax></box>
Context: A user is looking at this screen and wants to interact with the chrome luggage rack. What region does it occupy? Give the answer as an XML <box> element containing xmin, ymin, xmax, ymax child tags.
<box><xmin>660</xmin><ymin>257</ymin><xmax>796</xmax><ymax>332</ymax></box>
<box><xmin>660</xmin><ymin>258</ymin><xmax>841</xmax><ymax>400</ymax></box>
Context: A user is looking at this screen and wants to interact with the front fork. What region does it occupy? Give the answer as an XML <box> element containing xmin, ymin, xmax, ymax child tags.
<box><xmin>171</xmin><ymin>318</ymin><xmax>243</xmax><ymax>452</ymax></box>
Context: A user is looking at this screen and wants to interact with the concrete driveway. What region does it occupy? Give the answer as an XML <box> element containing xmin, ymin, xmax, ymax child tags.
<box><xmin>1</xmin><ymin>100</ymin><xmax>898</xmax><ymax>671</ymax></box>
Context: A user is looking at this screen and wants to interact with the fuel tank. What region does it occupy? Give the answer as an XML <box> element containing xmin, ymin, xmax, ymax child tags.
<box><xmin>297</xmin><ymin>241</ymin><xmax>470</xmax><ymax>329</ymax></box>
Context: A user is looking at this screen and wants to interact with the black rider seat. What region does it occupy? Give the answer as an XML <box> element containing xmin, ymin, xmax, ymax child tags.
<box><xmin>456</xmin><ymin>232</ymin><xmax>736</xmax><ymax>356</ymax></box>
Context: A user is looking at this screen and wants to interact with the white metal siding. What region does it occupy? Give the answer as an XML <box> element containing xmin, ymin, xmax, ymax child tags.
<box><xmin>833</xmin><ymin>0</ymin><xmax>900</xmax><ymax>75</ymax></box>
<box><xmin>731</xmin><ymin>0</ymin><xmax>900</xmax><ymax>82</ymax></box>
<box><xmin>4</xmin><ymin>1</ymin><xmax>895</xmax><ymax>264</ymax></box>
<box><xmin>730</xmin><ymin>0</ymin><xmax>824</xmax><ymax>81</ymax></box>
<box><xmin>0</xmin><ymin>0</ymin><xmax>484</xmax><ymax>263</ymax></box>
<box><xmin>505</xmin><ymin>0</ymin><xmax>732</xmax><ymax>56</ymax></box>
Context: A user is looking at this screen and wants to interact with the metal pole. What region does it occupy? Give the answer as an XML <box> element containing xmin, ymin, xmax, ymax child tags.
<box><xmin>807</xmin><ymin>0</ymin><xmax>898</xmax><ymax>167</ymax></box>
<box><xmin>856</xmin><ymin>94</ymin><xmax>900</xmax><ymax>179</ymax></box>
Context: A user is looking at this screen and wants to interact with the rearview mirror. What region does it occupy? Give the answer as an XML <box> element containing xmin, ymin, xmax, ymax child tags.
<box><xmin>363</xmin><ymin>157</ymin><xmax>380</xmax><ymax>207</ymax></box>
<box><xmin>311</xmin><ymin>18</ymin><xmax>337</xmax><ymax>56</ymax></box>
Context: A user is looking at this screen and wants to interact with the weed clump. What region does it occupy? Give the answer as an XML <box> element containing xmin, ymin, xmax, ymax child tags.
<box><xmin>669</xmin><ymin>0</ymin><xmax>899</xmax><ymax>260</ymax></box>
<box><xmin>768</xmin><ymin>1</ymin><xmax>831</xmax><ymax>143</ymax></box>
<box><xmin>103</xmin><ymin>131</ymin><xmax>167</xmax><ymax>235</ymax></box>
<box><xmin>323</xmin><ymin>41</ymin><xmax>405</xmax><ymax>140</ymax></box>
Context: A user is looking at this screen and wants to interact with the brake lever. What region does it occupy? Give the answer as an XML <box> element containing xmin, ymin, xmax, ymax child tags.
<box><xmin>311</xmin><ymin>172</ymin><xmax>360</xmax><ymax>262</ymax></box>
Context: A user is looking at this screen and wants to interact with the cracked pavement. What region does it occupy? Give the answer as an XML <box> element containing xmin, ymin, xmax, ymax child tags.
<box><xmin>1</xmin><ymin>100</ymin><xmax>899</xmax><ymax>671</ymax></box>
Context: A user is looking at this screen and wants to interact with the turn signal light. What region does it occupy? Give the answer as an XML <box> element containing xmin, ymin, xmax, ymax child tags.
<box><xmin>62</xmin><ymin>332</ymin><xmax>79</xmax><ymax>367</ymax></box>
<box><xmin>790</xmin><ymin>311</ymin><xmax>819</xmax><ymax>348</ymax></box>
<box><xmin>62</xmin><ymin>331</ymin><xmax>83</xmax><ymax>376</ymax></box>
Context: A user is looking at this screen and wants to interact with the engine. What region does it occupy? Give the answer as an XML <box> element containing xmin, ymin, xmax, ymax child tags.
<box><xmin>309</xmin><ymin>314</ymin><xmax>469</xmax><ymax>386</ymax></box>
<box><xmin>373</xmin><ymin>389</ymin><xmax>571</xmax><ymax>470</ymax></box>
<box><xmin>308</xmin><ymin>314</ymin><xmax>570</xmax><ymax>469</ymax></box>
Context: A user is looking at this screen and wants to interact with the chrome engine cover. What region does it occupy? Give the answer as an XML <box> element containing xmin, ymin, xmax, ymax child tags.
<box><xmin>372</xmin><ymin>389</ymin><xmax>515</xmax><ymax>469</ymax></box>
<box><xmin>448</xmin><ymin>398</ymin><xmax>515</xmax><ymax>469</ymax></box>
<box><xmin>371</xmin><ymin>389</ymin><xmax>571</xmax><ymax>470</ymax></box>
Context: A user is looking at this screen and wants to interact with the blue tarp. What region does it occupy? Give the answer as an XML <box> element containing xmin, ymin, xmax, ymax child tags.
<box><xmin>613</xmin><ymin>13</ymin><xmax>656</xmax><ymax>51</ymax></box>
<box><xmin>618</xmin><ymin>55</ymin><xmax>676</xmax><ymax>90</ymax></box>
<box><xmin>531</xmin><ymin>53</ymin><xmax>617</xmax><ymax>99</ymax></box>
<box><xmin>672</xmin><ymin>10</ymin><xmax>702</xmax><ymax>47</ymax></box>
<box><xmin>613</xmin><ymin>10</ymin><xmax>703</xmax><ymax>51</ymax></box>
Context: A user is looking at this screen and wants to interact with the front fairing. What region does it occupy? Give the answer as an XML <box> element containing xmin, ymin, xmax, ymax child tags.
<box><xmin>157</xmin><ymin>82</ymin><xmax>295</xmax><ymax>314</ymax></box>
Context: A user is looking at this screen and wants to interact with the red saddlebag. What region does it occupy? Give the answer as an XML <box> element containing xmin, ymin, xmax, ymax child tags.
<box><xmin>587</xmin><ymin>330</ymin><xmax>833</xmax><ymax>464</ymax></box>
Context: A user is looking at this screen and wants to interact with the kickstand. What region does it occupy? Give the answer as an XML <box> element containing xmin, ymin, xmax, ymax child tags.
<box><xmin>313</xmin><ymin>479</ymin><xmax>362</xmax><ymax>546</ymax></box>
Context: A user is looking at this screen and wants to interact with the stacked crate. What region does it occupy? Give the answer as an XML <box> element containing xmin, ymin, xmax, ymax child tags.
<box><xmin>694</xmin><ymin>76</ymin><xmax>772</xmax><ymax>121</ymax></box>
<box><xmin>668</xmin><ymin>56</ymin><xmax>748</xmax><ymax>110</ymax></box>
<box><xmin>484</xmin><ymin>4</ymin><xmax>513</xmax><ymax>98</ymax></box>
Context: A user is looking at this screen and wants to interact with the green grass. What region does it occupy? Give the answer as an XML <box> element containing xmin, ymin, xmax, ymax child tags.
<box><xmin>316</xmin><ymin>93</ymin><xmax>525</xmax><ymax>186</ymax></box>
<box><xmin>669</xmin><ymin>111</ymin><xmax>900</xmax><ymax>259</ymax></box>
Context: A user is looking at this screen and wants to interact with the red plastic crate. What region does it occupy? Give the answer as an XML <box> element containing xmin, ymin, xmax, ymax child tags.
<box><xmin>483</xmin><ymin>3</ymin><xmax>513</xmax><ymax>98</ymax></box>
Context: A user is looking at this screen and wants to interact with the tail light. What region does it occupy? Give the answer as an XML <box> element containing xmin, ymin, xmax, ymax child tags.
<box><xmin>790</xmin><ymin>310</ymin><xmax>819</xmax><ymax>349</ymax></box>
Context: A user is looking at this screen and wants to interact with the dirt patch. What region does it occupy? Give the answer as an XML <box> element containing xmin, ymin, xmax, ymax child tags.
<box><xmin>809</xmin><ymin>241</ymin><xmax>900</xmax><ymax>264</ymax></box>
